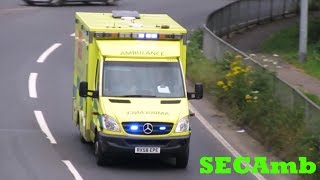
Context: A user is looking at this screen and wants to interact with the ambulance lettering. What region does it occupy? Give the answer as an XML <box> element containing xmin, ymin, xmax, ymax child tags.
<box><xmin>120</xmin><ymin>51</ymin><xmax>164</xmax><ymax>56</ymax></box>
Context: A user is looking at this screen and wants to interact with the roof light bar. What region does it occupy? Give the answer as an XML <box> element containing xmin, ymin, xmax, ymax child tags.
<box><xmin>159</xmin><ymin>34</ymin><xmax>182</xmax><ymax>39</ymax></box>
<box><xmin>94</xmin><ymin>32</ymin><xmax>183</xmax><ymax>40</ymax></box>
<box><xmin>95</xmin><ymin>32</ymin><xmax>119</xmax><ymax>38</ymax></box>
<box><xmin>138</xmin><ymin>33</ymin><xmax>145</xmax><ymax>38</ymax></box>
<box><xmin>119</xmin><ymin>33</ymin><xmax>131</xmax><ymax>38</ymax></box>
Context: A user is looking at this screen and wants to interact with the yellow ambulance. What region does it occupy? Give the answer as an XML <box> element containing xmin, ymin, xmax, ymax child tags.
<box><xmin>72</xmin><ymin>11</ymin><xmax>203</xmax><ymax>168</ymax></box>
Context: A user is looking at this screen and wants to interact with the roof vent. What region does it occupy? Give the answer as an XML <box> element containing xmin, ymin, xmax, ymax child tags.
<box><xmin>156</xmin><ymin>25</ymin><xmax>170</xmax><ymax>29</ymax></box>
<box><xmin>161</xmin><ymin>25</ymin><xmax>170</xmax><ymax>29</ymax></box>
<box><xmin>112</xmin><ymin>10</ymin><xmax>140</xmax><ymax>19</ymax></box>
<box><xmin>121</xmin><ymin>17</ymin><xmax>136</xmax><ymax>21</ymax></box>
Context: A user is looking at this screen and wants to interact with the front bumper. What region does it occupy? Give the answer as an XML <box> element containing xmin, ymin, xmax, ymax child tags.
<box><xmin>98</xmin><ymin>132</ymin><xmax>190</xmax><ymax>157</ymax></box>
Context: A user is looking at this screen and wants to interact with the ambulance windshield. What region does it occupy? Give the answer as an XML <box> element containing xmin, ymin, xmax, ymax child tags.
<box><xmin>102</xmin><ymin>61</ymin><xmax>185</xmax><ymax>98</ymax></box>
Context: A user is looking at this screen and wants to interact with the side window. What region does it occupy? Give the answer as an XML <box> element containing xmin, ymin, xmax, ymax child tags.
<box><xmin>95</xmin><ymin>59</ymin><xmax>100</xmax><ymax>90</ymax></box>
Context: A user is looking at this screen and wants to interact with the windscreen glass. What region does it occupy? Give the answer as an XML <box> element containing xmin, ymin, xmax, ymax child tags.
<box><xmin>103</xmin><ymin>61</ymin><xmax>185</xmax><ymax>98</ymax></box>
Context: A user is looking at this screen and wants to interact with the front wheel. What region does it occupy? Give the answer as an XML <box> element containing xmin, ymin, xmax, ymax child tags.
<box><xmin>176</xmin><ymin>146</ymin><xmax>189</xmax><ymax>168</ymax></box>
<box><xmin>94</xmin><ymin>133</ymin><xmax>113</xmax><ymax>166</ymax></box>
<box><xmin>94</xmin><ymin>134</ymin><xmax>105</xmax><ymax>166</ymax></box>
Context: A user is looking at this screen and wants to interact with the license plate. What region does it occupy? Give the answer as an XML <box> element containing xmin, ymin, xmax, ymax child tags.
<box><xmin>135</xmin><ymin>147</ymin><xmax>161</xmax><ymax>154</ymax></box>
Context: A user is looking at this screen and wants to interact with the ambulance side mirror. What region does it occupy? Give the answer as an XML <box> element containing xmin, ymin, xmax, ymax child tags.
<box><xmin>79</xmin><ymin>81</ymin><xmax>99</xmax><ymax>98</ymax></box>
<box><xmin>187</xmin><ymin>83</ymin><xmax>203</xmax><ymax>100</ymax></box>
<box><xmin>79</xmin><ymin>81</ymin><xmax>88</xmax><ymax>97</ymax></box>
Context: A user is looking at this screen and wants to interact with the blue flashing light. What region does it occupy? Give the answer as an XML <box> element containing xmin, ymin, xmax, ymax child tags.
<box><xmin>138</xmin><ymin>33</ymin><xmax>145</xmax><ymax>38</ymax></box>
<box><xmin>130</xmin><ymin>125</ymin><xmax>138</xmax><ymax>131</ymax></box>
<box><xmin>159</xmin><ymin>126</ymin><xmax>166</xmax><ymax>130</ymax></box>
<box><xmin>151</xmin><ymin>34</ymin><xmax>158</xmax><ymax>39</ymax></box>
<box><xmin>146</xmin><ymin>33</ymin><xmax>158</xmax><ymax>39</ymax></box>
<box><xmin>137</xmin><ymin>33</ymin><xmax>158</xmax><ymax>39</ymax></box>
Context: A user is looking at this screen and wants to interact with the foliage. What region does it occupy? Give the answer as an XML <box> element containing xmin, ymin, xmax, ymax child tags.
<box><xmin>187</xmin><ymin>29</ymin><xmax>320</xmax><ymax>179</ymax></box>
<box><xmin>262</xmin><ymin>19</ymin><xmax>320</xmax><ymax>80</ymax></box>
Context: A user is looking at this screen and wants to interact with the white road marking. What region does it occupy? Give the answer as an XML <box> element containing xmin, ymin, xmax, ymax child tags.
<box><xmin>34</xmin><ymin>110</ymin><xmax>57</xmax><ymax>144</ymax></box>
<box><xmin>28</xmin><ymin>73</ymin><xmax>38</xmax><ymax>98</ymax></box>
<box><xmin>189</xmin><ymin>104</ymin><xmax>266</xmax><ymax>180</ymax></box>
<box><xmin>37</xmin><ymin>43</ymin><xmax>62</xmax><ymax>63</ymax></box>
<box><xmin>70</xmin><ymin>33</ymin><xmax>75</xmax><ymax>37</ymax></box>
<box><xmin>62</xmin><ymin>160</ymin><xmax>83</xmax><ymax>180</ymax></box>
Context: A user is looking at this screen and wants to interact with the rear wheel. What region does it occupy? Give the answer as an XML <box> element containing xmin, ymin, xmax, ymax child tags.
<box><xmin>176</xmin><ymin>146</ymin><xmax>189</xmax><ymax>168</ymax></box>
<box><xmin>80</xmin><ymin>132</ymin><xmax>87</xmax><ymax>144</ymax></box>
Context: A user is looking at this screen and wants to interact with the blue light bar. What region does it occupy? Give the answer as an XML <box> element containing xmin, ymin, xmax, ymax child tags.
<box><xmin>146</xmin><ymin>33</ymin><xmax>158</xmax><ymax>39</ymax></box>
<box><xmin>130</xmin><ymin>125</ymin><xmax>138</xmax><ymax>131</ymax></box>
<box><xmin>137</xmin><ymin>33</ymin><xmax>158</xmax><ymax>39</ymax></box>
<box><xmin>138</xmin><ymin>33</ymin><xmax>145</xmax><ymax>38</ymax></box>
<box><xmin>159</xmin><ymin>126</ymin><xmax>166</xmax><ymax>130</ymax></box>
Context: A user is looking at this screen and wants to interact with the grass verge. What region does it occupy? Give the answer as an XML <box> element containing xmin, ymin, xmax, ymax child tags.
<box><xmin>188</xmin><ymin>29</ymin><xmax>320</xmax><ymax>179</ymax></box>
<box><xmin>304</xmin><ymin>92</ymin><xmax>320</xmax><ymax>107</ymax></box>
<box><xmin>261</xmin><ymin>19</ymin><xmax>320</xmax><ymax>80</ymax></box>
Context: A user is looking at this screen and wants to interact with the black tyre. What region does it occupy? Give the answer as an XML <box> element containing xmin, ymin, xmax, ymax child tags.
<box><xmin>80</xmin><ymin>132</ymin><xmax>87</xmax><ymax>144</ymax></box>
<box><xmin>23</xmin><ymin>0</ymin><xmax>34</xmax><ymax>5</ymax></box>
<box><xmin>94</xmin><ymin>133</ymin><xmax>113</xmax><ymax>166</ymax></box>
<box><xmin>50</xmin><ymin>0</ymin><xmax>64</xmax><ymax>6</ymax></box>
<box><xmin>176</xmin><ymin>146</ymin><xmax>189</xmax><ymax>169</ymax></box>
<box><xmin>94</xmin><ymin>133</ymin><xmax>106</xmax><ymax>166</ymax></box>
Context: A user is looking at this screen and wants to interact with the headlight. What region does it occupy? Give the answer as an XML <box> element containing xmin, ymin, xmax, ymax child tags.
<box><xmin>175</xmin><ymin>116</ymin><xmax>189</xmax><ymax>133</ymax></box>
<box><xmin>101</xmin><ymin>115</ymin><xmax>120</xmax><ymax>132</ymax></box>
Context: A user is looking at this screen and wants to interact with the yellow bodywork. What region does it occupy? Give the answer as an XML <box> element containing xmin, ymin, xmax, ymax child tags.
<box><xmin>96</xmin><ymin>40</ymin><xmax>181</xmax><ymax>58</ymax></box>
<box><xmin>72</xmin><ymin>12</ymin><xmax>189</xmax><ymax>142</ymax></box>
<box><xmin>74</xmin><ymin>12</ymin><xmax>187</xmax><ymax>33</ymax></box>
<box><xmin>99</xmin><ymin>98</ymin><xmax>190</xmax><ymax>138</ymax></box>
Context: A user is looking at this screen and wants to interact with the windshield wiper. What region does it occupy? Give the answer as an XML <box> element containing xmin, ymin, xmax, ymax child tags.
<box><xmin>118</xmin><ymin>95</ymin><xmax>157</xmax><ymax>97</ymax></box>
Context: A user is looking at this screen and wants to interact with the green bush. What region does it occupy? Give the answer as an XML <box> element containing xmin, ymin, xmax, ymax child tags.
<box><xmin>187</xmin><ymin>29</ymin><xmax>320</xmax><ymax>179</ymax></box>
<box><xmin>187</xmin><ymin>29</ymin><xmax>204</xmax><ymax>64</ymax></box>
<box><xmin>309</xmin><ymin>0</ymin><xmax>320</xmax><ymax>11</ymax></box>
<box><xmin>308</xmin><ymin>20</ymin><xmax>320</xmax><ymax>44</ymax></box>
<box><xmin>186</xmin><ymin>29</ymin><xmax>224</xmax><ymax>92</ymax></box>
<box><xmin>210</xmin><ymin>54</ymin><xmax>317</xmax><ymax>177</ymax></box>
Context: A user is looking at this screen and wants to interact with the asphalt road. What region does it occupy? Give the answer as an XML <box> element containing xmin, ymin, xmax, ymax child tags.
<box><xmin>0</xmin><ymin>0</ymin><xmax>258</xmax><ymax>180</ymax></box>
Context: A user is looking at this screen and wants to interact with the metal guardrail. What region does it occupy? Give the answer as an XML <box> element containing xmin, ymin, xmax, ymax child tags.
<box><xmin>206</xmin><ymin>0</ymin><xmax>299</xmax><ymax>37</ymax></box>
<box><xmin>202</xmin><ymin>0</ymin><xmax>320</xmax><ymax>133</ymax></box>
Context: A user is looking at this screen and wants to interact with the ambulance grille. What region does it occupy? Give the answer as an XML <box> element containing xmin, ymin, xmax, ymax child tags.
<box><xmin>122</xmin><ymin>122</ymin><xmax>173</xmax><ymax>135</ymax></box>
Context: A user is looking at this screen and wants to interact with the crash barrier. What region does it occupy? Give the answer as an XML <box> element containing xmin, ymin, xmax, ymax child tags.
<box><xmin>202</xmin><ymin>0</ymin><xmax>320</xmax><ymax>133</ymax></box>
<box><xmin>206</xmin><ymin>0</ymin><xmax>299</xmax><ymax>38</ymax></box>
